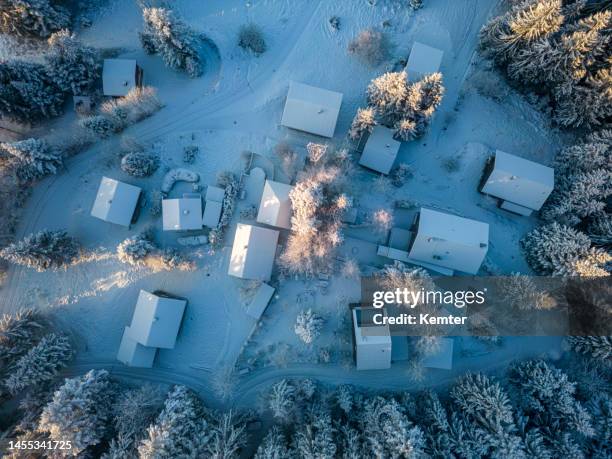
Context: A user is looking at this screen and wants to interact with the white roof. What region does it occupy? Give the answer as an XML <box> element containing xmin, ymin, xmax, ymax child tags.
<box><xmin>162</xmin><ymin>198</ymin><xmax>202</xmax><ymax>231</ymax></box>
<box><xmin>352</xmin><ymin>308</ymin><xmax>391</xmax><ymax>346</ymax></box>
<box><xmin>228</xmin><ymin>224</ymin><xmax>279</xmax><ymax>281</ymax></box>
<box><xmin>406</xmin><ymin>42</ymin><xmax>443</xmax><ymax>81</ymax></box>
<box><xmin>91</xmin><ymin>176</ymin><xmax>141</xmax><ymax>227</ymax></box>
<box><xmin>409</xmin><ymin>208</ymin><xmax>489</xmax><ymax>274</ymax></box>
<box><xmin>482</xmin><ymin>150</ymin><xmax>554</xmax><ymax>211</ymax></box>
<box><xmin>245</xmin><ymin>282</ymin><xmax>275</xmax><ymax>320</ymax></box>
<box><xmin>103</xmin><ymin>59</ymin><xmax>137</xmax><ymax>96</ymax></box>
<box><xmin>129</xmin><ymin>290</ymin><xmax>187</xmax><ymax>349</ymax></box>
<box><xmin>206</xmin><ymin>185</ymin><xmax>225</xmax><ymax>202</ymax></box>
<box><xmin>116</xmin><ymin>326</ymin><xmax>157</xmax><ymax>367</ymax></box>
<box><xmin>281</xmin><ymin>81</ymin><xmax>343</xmax><ymax>138</ymax></box>
<box><xmin>359</xmin><ymin>126</ymin><xmax>401</xmax><ymax>174</ymax></box>
<box><xmin>422</xmin><ymin>337</ymin><xmax>454</xmax><ymax>370</ymax></box>
<box><xmin>202</xmin><ymin>200</ymin><xmax>223</xmax><ymax>228</ymax></box>
<box><xmin>257</xmin><ymin>180</ymin><xmax>293</xmax><ymax>229</ymax></box>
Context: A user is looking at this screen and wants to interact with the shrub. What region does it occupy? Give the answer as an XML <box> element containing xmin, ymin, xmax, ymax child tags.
<box><xmin>294</xmin><ymin>309</ymin><xmax>324</xmax><ymax>345</ymax></box>
<box><xmin>238</xmin><ymin>24</ymin><xmax>267</xmax><ymax>56</ymax></box>
<box><xmin>348</xmin><ymin>29</ymin><xmax>391</xmax><ymax>67</ymax></box>
<box><xmin>78</xmin><ymin>115</ymin><xmax>118</xmax><ymax>137</ymax></box>
<box><xmin>120</xmin><ymin>151</ymin><xmax>159</xmax><ymax>177</ymax></box>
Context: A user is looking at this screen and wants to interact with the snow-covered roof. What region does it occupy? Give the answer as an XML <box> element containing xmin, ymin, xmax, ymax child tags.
<box><xmin>245</xmin><ymin>282</ymin><xmax>275</xmax><ymax>320</ymax></box>
<box><xmin>406</xmin><ymin>42</ymin><xmax>443</xmax><ymax>82</ymax></box>
<box><xmin>257</xmin><ymin>180</ymin><xmax>293</xmax><ymax>230</ymax></box>
<box><xmin>205</xmin><ymin>185</ymin><xmax>225</xmax><ymax>202</ymax></box>
<box><xmin>352</xmin><ymin>308</ymin><xmax>391</xmax><ymax>345</ymax></box>
<box><xmin>482</xmin><ymin>150</ymin><xmax>554</xmax><ymax>211</ymax></box>
<box><xmin>90</xmin><ymin>176</ymin><xmax>141</xmax><ymax>227</ymax></box>
<box><xmin>202</xmin><ymin>200</ymin><xmax>223</xmax><ymax>228</ymax></box>
<box><xmin>421</xmin><ymin>337</ymin><xmax>454</xmax><ymax>370</ymax></box>
<box><xmin>228</xmin><ymin>224</ymin><xmax>279</xmax><ymax>281</ymax></box>
<box><xmin>162</xmin><ymin>198</ymin><xmax>203</xmax><ymax>231</ymax></box>
<box><xmin>281</xmin><ymin>81</ymin><xmax>343</xmax><ymax>138</ymax></box>
<box><xmin>129</xmin><ymin>290</ymin><xmax>187</xmax><ymax>349</ymax></box>
<box><xmin>408</xmin><ymin>208</ymin><xmax>489</xmax><ymax>274</ymax></box>
<box><xmin>116</xmin><ymin>326</ymin><xmax>157</xmax><ymax>367</ymax></box>
<box><xmin>359</xmin><ymin>126</ymin><xmax>401</xmax><ymax>175</ymax></box>
<box><xmin>103</xmin><ymin>59</ymin><xmax>138</xmax><ymax>97</ymax></box>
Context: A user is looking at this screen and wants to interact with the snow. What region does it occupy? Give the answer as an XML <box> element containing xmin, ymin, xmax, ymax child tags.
<box><xmin>257</xmin><ymin>180</ymin><xmax>293</xmax><ymax>230</ymax></box>
<box><xmin>228</xmin><ymin>223</ymin><xmax>279</xmax><ymax>281</ymax></box>
<box><xmin>102</xmin><ymin>59</ymin><xmax>139</xmax><ymax>97</ymax></box>
<box><xmin>90</xmin><ymin>176</ymin><xmax>141</xmax><ymax>227</ymax></box>
<box><xmin>359</xmin><ymin>126</ymin><xmax>401</xmax><ymax>175</ymax></box>
<box><xmin>162</xmin><ymin>197</ymin><xmax>203</xmax><ymax>231</ymax></box>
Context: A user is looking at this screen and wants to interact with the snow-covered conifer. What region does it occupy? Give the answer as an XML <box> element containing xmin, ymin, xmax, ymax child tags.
<box><xmin>349</xmin><ymin>107</ymin><xmax>377</xmax><ymax>140</ymax></box>
<box><xmin>367</xmin><ymin>71</ymin><xmax>409</xmax><ymax>125</ymax></box>
<box><xmin>254</xmin><ymin>426</ymin><xmax>290</xmax><ymax>459</ymax></box>
<box><xmin>0</xmin><ymin>138</ymin><xmax>63</xmax><ymax>184</ymax></box>
<box><xmin>112</xmin><ymin>384</ymin><xmax>165</xmax><ymax>443</ymax></box>
<box><xmin>335</xmin><ymin>385</ymin><xmax>353</xmax><ymax>415</ymax></box>
<box><xmin>337</xmin><ymin>423</ymin><xmax>363</xmax><ymax>458</ymax></box>
<box><xmin>292</xmin><ymin>407</ymin><xmax>336</xmax><ymax>458</ymax></box>
<box><xmin>417</xmin><ymin>391</ymin><xmax>453</xmax><ymax>458</ymax></box>
<box><xmin>0</xmin><ymin>308</ymin><xmax>46</xmax><ymax>368</ymax></box>
<box><xmin>0</xmin><ymin>229</ymin><xmax>79</xmax><ymax>271</ymax></box>
<box><xmin>0</xmin><ymin>0</ymin><xmax>70</xmax><ymax>38</ymax></box>
<box><xmin>294</xmin><ymin>309</ymin><xmax>324</xmax><ymax>345</ymax></box>
<box><xmin>268</xmin><ymin>379</ymin><xmax>296</xmax><ymax>423</ymax></box>
<box><xmin>121</xmin><ymin>151</ymin><xmax>160</xmax><ymax>177</ymax></box>
<box><xmin>567</xmin><ymin>336</ymin><xmax>612</xmax><ymax>363</ymax></box>
<box><xmin>394</xmin><ymin>118</ymin><xmax>417</xmax><ymax>141</ymax></box>
<box><xmin>4</xmin><ymin>333</ymin><xmax>72</xmax><ymax>394</ymax></box>
<box><xmin>38</xmin><ymin>369</ymin><xmax>115</xmax><ymax>456</ymax></box>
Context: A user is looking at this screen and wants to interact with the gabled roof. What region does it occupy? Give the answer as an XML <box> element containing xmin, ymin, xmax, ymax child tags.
<box><xmin>129</xmin><ymin>290</ymin><xmax>187</xmax><ymax>349</ymax></box>
<box><xmin>116</xmin><ymin>326</ymin><xmax>157</xmax><ymax>367</ymax></box>
<box><xmin>103</xmin><ymin>59</ymin><xmax>137</xmax><ymax>97</ymax></box>
<box><xmin>245</xmin><ymin>282</ymin><xmax>275</xmax><ymax>320</ymax></box>
<box><xmin>359</xmin><ymin>126</ymin><xmax>401</xmax><ymax>175</ymax></box>
<box><xmin>228</xmin><ymin>224</ymin><xmax>279</xmax><ymax>281</ymax></box>
<box><xmin>162</xmin><ymin>198</ymin><xmax>202</xmax><ymax>231</ymax></box>
<box><xmin>257</xmin><ymin>180</ymin><xmax>293</xmax><ymax>229</ymax></box>
<box><xmin>91</xmin><ymin>176</ymin><xmax>141</xmax><ymax>227</ymax></box>
<box><xmin>482</xmin><ymin>150</ymin><xmax>554</xmax><ymax>211</ymax></box>
<box><xmin>205</xmin><ymin>185</ymin><xmax>225</xmax><ymax>202</ymax></box>
<box><xmin>281</xmin><ymin>81</ymin><xmax>343</xmax><ymax>138</ymax></box>
<box><xmin>202</xmin><ymin>200</ymin><xmax>223</xmax><ymax>228</ymax></box>
<box><xmin>408</xmin><ymin>208</ymin><xmax>489</xmax><ymax>274</ymax></box>
<box><xmin>406</xmin><ymin>42</ymin><xmax>443</xmax><ymax>81</ymax></box>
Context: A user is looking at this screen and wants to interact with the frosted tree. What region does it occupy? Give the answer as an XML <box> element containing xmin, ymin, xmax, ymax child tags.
<box><xmin>0</xmin><ymin>229</ymin><xmax>80</xmax><ymax>271</ymax></box>
<box><xmin>553</xmin><ymin>130</ymin><xmax>611</xmax><ymax>179</ymax></box>
<box><xmin>0</xmin><ymin>138</ymin><xmax>63</xmax><ymax>184</ymax></box>
<box><xmin>416</xmin><ymin>391</ymin><xmax>453</xmax><ymax>458</ymax></box>
<box><xmin>367</xmin><ymin>71</ymin><xmax>409</xmax><ymax>125</ymax></box>
<box><xmin>336</xmin><ymin>423</ymin><xmax>363</xmax><ymax>458</ymax></box>
<box><xmin>78</xmin><ymin>114</ymin><xmax>119</xmax><ymax>137</ymax></box>
<box><xmin>496</xmin><ymin>273</ymin><xmax>556</xmax><ymax>310</ymax></box>
<box><xmin>587</xmin><ymin>213</ymin><xmax>612</xmax><ymax>246</ymax></box>
<box><xmin>292</xmin><ymin>407</ymin><xmax>336</xmax><ymax>459</ymax></box>
<box><xmin>0</xmin><ymin>0</ymin><xmax>70</xmax><ymax>38</ymax></box>
<box><xmin>38</xmin><ymin>369</ymin><xmax>115</xmax><ymax>456</ymax></box>
<box><xmin>0</xmin><ymin>60</ymin><xmax>64</xmax><ymax>123</ymax></box>
<box><xmin>0</xmin><ymin>308</ymin><xmax>46</xmax><ymax>369</ymax></box>
<box><xmin>4</xmin><ymin>333</ymin><xmax>72</xmax><ymax>395</ymax></box>
<box><xmin>138</xmin><ymin>385</ymin><xmax>207</xmax><ymax>458</ymax></box>
<box><xmin>567</xmin><ymin>336</ymin><xmax>612</xmax><ymax>363</ymax></box>
<box><xmin>254</xmin><ymin>426</ymin><xmax>290</xmax><ymax>459</ymax></box>
<box><xmin>407</xmin><ymin>72</ymin><xmax>445</xmax><ymax>136</ymax></box>
<box><xmin>117</xmin><ymin>232</ymin><xmax>156</xmax><ymax>266</ymax></box>
<box><xmin>140</xmin><ymin>7</ymin><xmax>203</xmax><ymax>78</ymax></box>
<box><xmin>238</xmin><ymin>23</ymin><xmax>267</xmax><ymax>56</ymax></box>
<box><xmin>335</xmin><ymin>385</ymin><xmax>353</xmax><ymax>415</ymax></box>
<box><xmin>294</xmin><ymin>309</ymin><xmax>324</xmax><ymax>345</ymax></box>
<box><xmin>349</xmin><ymin>107</ymin><xmax>377</xmax><ymax>140</ymax></box>
<box><xmin>205</xmin><ymin>410</ymin><xmax>247</xmax><ymax>458</ymax></box>
<box><xmin>394</xmin><ymin>118</ymin><xmax>417</xmax><ymax>141</ymax></box>
<box><xmin>121</xmin><ymin>151</ymin><xmax>160</xmax><ymax>177</ymax></box>
<box><xmin>347</xmin><ymin>29</ymin><xmax>391</xmax><ymax>67</ymax></box>
<box><xmin>268</xmin><ymin>379</ymin><xmax>296</xmax><ymax>423</ymax></box>
<box><xmin>585</xmin><ymin>394</ymin><xmax>612</xmax><ymax>458</ymax></box>
<box><xmin>45</xmin><ymin>30</ymin><xmax>101</xmax><ymax>95</ymax></box>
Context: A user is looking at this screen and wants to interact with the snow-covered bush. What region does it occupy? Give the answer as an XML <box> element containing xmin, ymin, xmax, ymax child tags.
<box><xmin>205</xmin><ymin>411</ymin><xmax>247</xmax><ymax>458</ymax></box>
<box><xmin>238</xmin><ymin>23</ymin><xmax>267</xmax><ymax>56</ymax></box>
<box><xmin>140</xmin><ymin>7</ymin><xmax>203</xmax><ymax>78</ymax></box>
<box><xmin>349</xmin><ymin>107</ymin><xmax>377</xmax><ymax>140</ymax></box>
<box><xmin>390</xmin><ymin>162</ymin><xmax>412</xmax><ymax>187</ymax></box>
<box><xmin>100</xmin><ymin>86</ymin><xmax>163</xmax><ymax>128</ymax></box>
<box><xmin>254</xmin><ymin>426</ymin><xmax>290</xmax><ymax>459</ymax></box>
<box><xmin>0</xmin><ymin>138</ymin><xmax>63</xmax><ymax>184</ymax></box>
<box><xmin>294</xmin><ymin>308</ymin><xmax>324</xmax><ymax>345</ymax></box>
<box><xmin>209</xmin><ymin>172</ymin><xmax>239</xmax><ymax>248</ymax></box>
<box><xmin>78</xmin><ymin>114</ymin><xmax>119</xmax><ymax>137</ymax></box>
<box><xmin>183</xmin><ymin>145</ymin><xmax>198</xmax><ymax>164</ymax></box>
<box><xmin>393</xmin><ymin>118</ymin><xmax>417</xmax><ymax>141</ymax></box>
<box><xmin>38</xmin><ymin>369</ymin><xmax>115</xmax><ymax>456</ymax></box>
<box><xmin>340</xmin><ymin>258</ymin><xmax>361</xmax><ymax>279</ymax></box>
<box><xmin>367</xmin><ymin>71</ymin><xmax>409</xmax><ymax>125</ymax></box>
<box><xmin>45</xmin><ymin>30</ymin><xmax>100</xmax><ymax>95</ymax></box>
<box><xmin>0</xmin><ymin>229</ymin><xmax>79</xmax><ymax>271</ymax></box>
<box><xmin>120</xmin><ymin>151</ymin><xmax>159</xmax><ymax>177</ymax></box>
<box><xmin>148</xmin><ymin>189</ymin><xmax>163</xmax><ymax>216</ymax></box>
<box><xmin>4</xmin><ymin>333</ymin><xmax>72</xmax><ymax>395</ymax></box>
<box><xmin>161</xmin><ymin>167</ymin><xmax>200</xmax><ymax>193</ymax></box>
<box><xmin>117</xmin><ymin>232</ymin><xmax>156</xmax><ymax>266</ymax></box>
<box><xmin>348</xmin><ymin>29</ymin><xmax>391</xmax><ymax>67</ymax></box>
<box><xmin>306</xmin><ymin>142</ymin><xmax>327</xmax><ymax>165</ymax></box>
<box><xmin>0</xmin><ymin>60</ymin><xmax>64</xmax><ymax>123</ymax></box>
<box><xmin>0</xmin><ymin>0</ymin><xmax>70</xmax><ymax>38</ymax></box>
<box><xmin>371</xmin><ymin>208</ymin><xmax>393</xmax><ymax>233</ymax></box>
<box><xmin>268</xmin><ymin>379</ymin><xmax>296</xmax><ymax>422</ymax></box>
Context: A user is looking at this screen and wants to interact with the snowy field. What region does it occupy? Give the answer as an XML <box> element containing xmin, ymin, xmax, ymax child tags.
<box><xmin>1</xmin><ymin>0</ymin><xmax>567</xmax><ymax>408</ymax></box>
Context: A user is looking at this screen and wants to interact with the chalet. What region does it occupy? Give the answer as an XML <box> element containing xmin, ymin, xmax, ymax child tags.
<box><xmin>228</xmin><ymin>224</ymin><xmax>279</xmax><ymax>281</ymax></box>
<box><xmin>405</xmin><ymin>42</ymin><xmax>443</xmax><ymax>82</ymax></box>
<box><xmin>359</xmin><ymin>126</ymin><xmax>401</xmax><ymax>175</ymax></box>
<box><xmin>162</xmin><ymin>197</ymin><xmax>203</xmax><ymax>231</ymax></box>
<box><xmin>102</xmin><ymin>59</ymin><xmax>143</xmax><ymax>97</ymax></box>
<box><xmin>352</xmin><ymin>306</ymin><xmax>392</xmax><ymax>370</ymax></box>
<box><xmin>281</xmin><ymin>81</ymin><xmax>343</xmax><ymax>138</ymax></box>
<box><xmin>116</xmin><ymin>326</ymin><xmax>157</xmax><ymax>368</ymax></box>
<box><xmin>91</xmin><ymin>176</ymin><xmax>141</xmax><ymax>227</ymax></box>
<box><xmin>480</xmin><ymin>150</ymin><xmax>554</xmax><ymax>216</ymax></box>
<box><xmin>257</xmin><ymin>180</ymin><xmax>293</xmax><ymax>230</ymax></box>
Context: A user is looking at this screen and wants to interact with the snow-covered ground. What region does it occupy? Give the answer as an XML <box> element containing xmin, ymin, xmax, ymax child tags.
<box><xmin>1</xmin><ymin>0</ymin><xmax>566</xmax><ymax>408</ymax></box>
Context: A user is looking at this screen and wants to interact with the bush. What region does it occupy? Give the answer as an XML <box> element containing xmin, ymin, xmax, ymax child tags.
<box><xmin>348</xmin><ymin>29</ymin><xmax>391</xmax><ymax>67</ymax></box>
<box><xmin>0</xmin><ymin>229</ymin><xmax>79</xmax><ymax>271</ymax></box>
<box><xmin>121</xmin><ymin>151</ymin><xmax>159</xmax><ymax>177</ymax></box>
<box><xmin>78</xmin><ymin>115</ymin><xmax>118</xmax><ymax>137</ymax></box>
<box><xmin>238</xmin><ymin>24</ymin><xmax>267</xmax><ymax>56</ymax></box>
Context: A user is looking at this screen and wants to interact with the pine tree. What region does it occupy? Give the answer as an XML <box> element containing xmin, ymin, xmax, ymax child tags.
<box><xmin>335</xmin><ymin>385</ymin><xmax>353</xmax><ymax>416</ymax></box>
<box><xmin>138</xmin><ymin>385</ymin><xmax>207</xmax><ymax>458</ymax></box>
<box><xmin>268</xmin><ymin>380</ymin><xmax>296</xmax><ymax>423</ymax></box>
<box><xmin>0</xmin><ymin>229</ymin><xmax>80</xmax><ymax>271</ymax></box>
<box><xmin>38</xmin><ymin>369</ymin><xmax>115</xmax><ymax>456</ymax></box>
<box><xmin>294</xmin><ymin>309</ymin><xmax>324</xmax><ymax>345</ymax></box>
<box><xmin>0</xmin><ymin>308</ymin><xmax>46</xmax><ymax>370</ymax></box>
<box><xmin>367</xmin><ymin>71</ymin><xmax>410</xmax><ymax>125</ymax></box>
<box><xmin>349</xmin><ymin>107</ymin><xmax>377</xmax><ymax>140</ymax></box>
<box><xmin>0</xmin><ymin>60</ymin><xmax>64</xmax><ymax>123</ymax></box>
<box><xmin>567</xmin><ymin>336</ymin><xmax>612</xmax><ymax>363</ymax></box>
<box><xmin>4</xmin><ymin>333</ymin><xmax>72</xmax><ymax>395</ymax></box>
<box><xmin>336</xmin><ymin>423</ymin><xmax>363</xmax><ymax>459</ymax></box>
<box><xmin>0</xmin><ymin>0</ymin><xmax>70</xmax><ymax>38</ymax></box>
<box><xmin>292</xmin><ymin>406</ymin><xmax>336</xmax><ymax>459</ymax></box>
<box><xmin>112</xmin><ymin>384</ymin><xmax>165</xmax><ymax>445</ymax></box>
<box><xmin>417</xmin><ymin>391</ymin><xmax>454</xmax><ymax>457</ymax></box>
<box><xmin>586</xmin><ymin>393</ymin><xmax>612</xmax><ymax>458</ymax></box>
<box><xmin>254</xmin><ymin>426</ymin><xmax>290</xmax><ymax>459</ymax></box>
<box><xmin>140</xmin><ymin>7</ymin><xmax>203</xmax><ymax>78</ymax></box>
<box><xmin>46</xmin><ymin>30</ymin><xmax>101</xmax><ymax>95</ymax></box>
<box><xmin>121</xmin><ymin>151</ymin><xmax>160</xmax><ymax>177</ymax></box>
<box><xmin>205</xmin><ymin>410</ymin><xmax>247</xmax><ymax>458</ymax></box>
<box><xmin>0</xmin><ymin>138</ymin><xmax>63</xmax><ymax>184</ymax></box>
<box><xmin>394</xmin><ymin>118</ymin><xmax>417</xmax><ymax>141</ymax></box>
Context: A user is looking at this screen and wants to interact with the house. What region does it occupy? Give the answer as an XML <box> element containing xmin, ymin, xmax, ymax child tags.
<box><xmin>257</xmin><ymin>180</ymin><xmax>293</xmax><ymax>230</ymax></box>
<box><xmin>91</xmin><ymin>176</ymin><xmax>141</xmax><ymax>227</ymax></box>
<box><xmin>480</xmin><ymin>150</ymin><xmax>554</xmax><ymax>216</ymax></box>
<box><xmin>245</xmin><ymin>282</ymin><xmax>276</xmax><ymax>320</ymax></box>
<box><xmin>352</xmin><ymin>306</ymin><xmax>392</xmax><ymax>370</ymax></box>
<box><xmin>116</xmin><ymin>326</ymin><xmax>157</xmax><ymax>368</ymax></box>
<box><xmin>228</xmin><ymin>224</ymin><xmax>279</xmax><ymax>281</ymax></box>
<box><xmin>162</xmin><ymin>197</ymin><xmax>202</xmax><ymax>231</ymax></box>
<box><xmin>408</xmin><ymin>208</ymin><xmax>489</xmax><ymax>275</ymax></box>
<box><xmin>281</xmin><ymin>81</ymin><xmax>343</xmax><ymax>138</ymax></box>
<box><xmin>102</xmin><ymin>59</ymin><xmax>143</xmax><ymax>97</ymax></box>
<box><xmin>422</xmin><ymin>337</ymin><xmax>454</xmax><ymax>370</ymax></box>
<box><xmin>359</xmin><ymin>126</ymin><xmax>401</xmax><ymax>175</ymax></box>
<box><xmin>128</xmin><ymin>290</ymin><xmax>187</xmax><ymax>349</ymax></box>
<box><xmin>405</xmin><ymin>42</ymin><xmax>444</xmax><ymax>82</ymax></box>
<box><xmin>203</xmin><ymin>185</ymin><xmax>225</xmax><ymax>228</ymax></box>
